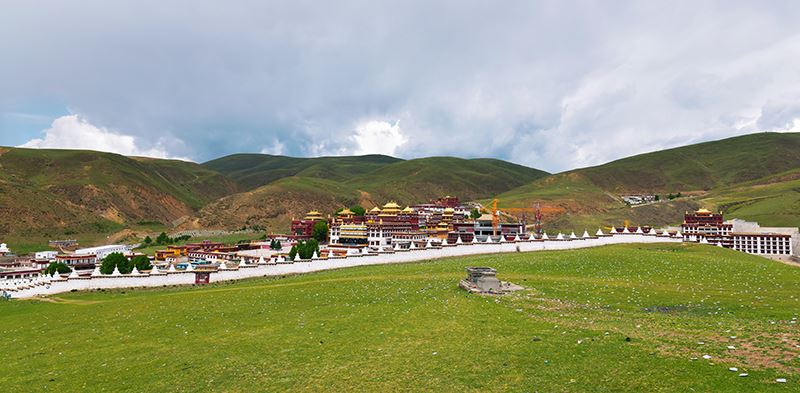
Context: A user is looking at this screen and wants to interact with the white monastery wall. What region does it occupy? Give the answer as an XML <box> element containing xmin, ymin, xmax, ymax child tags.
<box><xmin>5</xmin><ymin>233</ymin><xmax>681</xmax><ymax>299</ymax></box>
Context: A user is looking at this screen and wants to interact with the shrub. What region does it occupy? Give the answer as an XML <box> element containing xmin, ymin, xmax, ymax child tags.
<box><xmin>44</xmin><ymin>262</ymin><xmax>71</xmax><ymax>275</ymax></box>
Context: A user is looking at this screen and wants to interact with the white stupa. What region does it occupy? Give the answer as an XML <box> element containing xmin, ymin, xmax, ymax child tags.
<box><xmin>258</xmin><ymin>256</ymin><xmax>266</xmax><ymax>265</ymax></box>
<box><xmin>485</xmin><ymin>235</ymin><xmax>493</xmax><ymax>243</ymax></box>
<box><xmin>513</xmin><ymin>234</ymin><xmax>521</xmax><ymax>242</ymax></box>
<box><xmin>312</xmin><ymin>251</ymin><xmax>319</xmax><ymax>259</ymax></box>
<box><xmin>660</xmin><ymin>229</ymin><xmax>671</xmax><ymax>237</ymax></box>
<box><xmin>596</xmin><ymin>228</ymin><xmax>605</xmax><ymax>236</ymax></box>
<box><xmin>622</xmin><ymin>227</ymin><xmax>630</xmax><ymax>234</ymax></box>
<box><xmin>111</xmin><ymin>266</ymin><xmax>122</xmax><ymax>276</ymax></box>
<box><xmin>239</xmin><ymin>257</ymin><xmax>248</xmax><ymax>267</ymax></box>
<box><xmin>91</xmin><ymin>266</ymin><xmax>103</xmax><ymax>277</ymax></box>
<box><xmin>293</xmin><ymin>252</ymin><xmax>301</xmax><ymax>261</ymax></box>
<box><xmin>426</xmin><ymin>239</ymin><xmax>433</xmax><ymax>248</ymax></box>
<box><xmin>68</xmin><ymin>268</ymin><xmax>80</xmax><ymax>279</ymax></box>
<box><xmin>556</xmin><ymin>233</ymin><xmax>565</xmax><ymax>240</ymax></box>
<box><xmin>636</xmin><ymin>226</ymin><xmax>644</xmax><ymax>234</ymax></box>
<box><xmin>675</xmin><ymin>230</ymin><xmax>682</xmax><ymax>238</ymax></box>
<box><xmin>394</xmin><ymin>242</ymin><xmax>401</xmax><ymax>251</ymax></box>
<box><xmin>410</xmin><ymin>241</ymin><xmax>417</xmax><ymax>249</ymax></box>
<box><xmin>185</xmin><ymin>262</ymin><xmax>194</xmax><ymax>271</ymax></box>
<box><xmin>541</xmin><ymin>232</ymin><xmax>549</xmax><ymax>240</ymax></box>
<box><xmin>168</xmin><ymin>263</ymin><xmax>177</xmax><ymax>273</ymax></box>
<box><xmin>218</xmin><ymin>260</ymin><xmax>227</xmax><ymax>270</ymax></box>
<box><xmin>582</xmin><ymin>230</ymin><xmax>591</xmax><ymax>238</ymax></box>
<box><xmin>717</xmin><ymin>242</ymin><xmax>724</xmax><ymax>247</ymax></box>
<box><xmin>150</xmin><ymin>265</ymin><xmax>164</xmax><ymax>275</ymax></box>
<box><xmin>441</xmin><ymin>238</ymin><xmax>448</xmax><ymax>246</ymax></box>
<box><xmin>455</xmin><ymin>236</ymin><xmax>463</xmax><ymax>244</ymax></box>
<box><xmin>131</xmin><ymin>266</ymin><xmax>141</xmax><ymax>276</ymax></box>
<box><xmin>569</xmin><ymin>232</ymin><xmax>578</xmax><ymax>239</ymax></box>
<box><xmin>700</xmin><ymin>237</ymin><xmax>709</xmax><ymax>244</ymax></box>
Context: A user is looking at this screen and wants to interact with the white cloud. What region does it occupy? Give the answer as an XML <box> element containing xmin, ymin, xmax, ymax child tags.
<box><xmin>350</xmin><ymin>120</ymin><xmax>407</xmax><ymax>156</ymax></box>
<box><xmin>20</xmin><ymin>115</ymin><xmax>188</xmax><ymax>160</ymax></box>
<box><xmin>260</xmin><ymin>139</ymin><xmax>286</xmax><ymax>155</ymax></box>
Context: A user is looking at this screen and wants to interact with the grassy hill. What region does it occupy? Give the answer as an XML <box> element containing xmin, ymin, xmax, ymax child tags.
<box><xmin>204</xmin><ymin>153</ymin><xmax>402</xmax><ymax>190</ymax></box>
<box><xmin>495</xmin><ymin>133</ymin><xmax>800</xmax><ymax>231</ymax></box>
<box><xmin>195</xmin><ymin>156</ymin><xmax>549</xmax><ymax>231</ymax></box>
<box><xmin>0</xmin><ymin>147</ymin><xmax>238</xmax><ymax>247</ymax></box>
<box><xmin>2</xmin><ymin>244</ymin><xmax>798</xmax><ymax>391</ymax></box>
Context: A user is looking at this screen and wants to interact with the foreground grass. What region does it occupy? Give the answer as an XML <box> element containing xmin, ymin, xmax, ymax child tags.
<box><xmin>1</xmin><ymin>244</ymin><xmax>798</xmax><ymax>392</ymax></box>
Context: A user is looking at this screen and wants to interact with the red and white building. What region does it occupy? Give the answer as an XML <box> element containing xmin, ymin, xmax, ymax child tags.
<box><xmin>682</xmin><ymin>209</ymin><xmax>798</xmax><ymax>257</ymax></box>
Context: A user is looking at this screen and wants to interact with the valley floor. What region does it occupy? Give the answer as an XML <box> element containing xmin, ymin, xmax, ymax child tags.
<box><xmin>1</xmin><ymin>244</ymin><xmax>798</xmax><ymax>392</ymax></box>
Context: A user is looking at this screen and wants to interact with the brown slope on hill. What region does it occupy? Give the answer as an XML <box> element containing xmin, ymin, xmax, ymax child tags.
<box><xmin>0</xmin><ymin>147</ymin><xmax>238</xmax><ymax>238</ymax></box>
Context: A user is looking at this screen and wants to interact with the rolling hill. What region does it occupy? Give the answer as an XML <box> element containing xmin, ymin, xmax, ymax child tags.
<box><xmin>204</xmin><ymin>154</ymin><xmax>402</xmax><ymax>190</ymax></box>
<box><xmin>0</xmin><ymin>147</ymin><xmax>239</xmax><ymax>241</ymax></box>
<box><xmin>194</xmin><ymin>156</ymin><xmax>550</xmax><ymax>231</ymax></box>
<box><xmin>495</xmin><ymin>132</ymin><xmax>800</xmax><ymax>231</ymax></box>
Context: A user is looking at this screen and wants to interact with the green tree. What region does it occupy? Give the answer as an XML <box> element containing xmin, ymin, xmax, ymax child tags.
<box><xmin>156</xmin><ymin>232</ymin><xmax>169</xmax><ymax>245</ymax></box>
<box><xmin>274</xmin><ymin>239</ymin><xmax>282</xmax><ymax>250</ymax></box>
<box><xmin>143</xmin><ymin>235</ymin><xmax>152</xmax><ymax>245</ymax></box>
<box><xmin>288</xmin><ymin>245</ymin><xmax>298</xmax><ymax>260</ymax></box>
<box><xmin>100</xmin><ymin>252</ymin><xmax>130</xmax><ymax>274</ymax></box>
<box><xmin>312</xmin><ymin>220</ymin><xmax>329</xmax><ymax>243</ymax></box>
<box><xmin>44</xmin><ymin>262</ymin><xmax>71</xmax><ymax>275</ymax></box>
<box><xmin>131</xmin><ymin>255</ymin><xmax>152</xmax><ymax>271</ymax></box>
<box><xmin>470</xmin><ymin>208</ymin><xmax>481</xmax><ymax>219</ymax></box>
<box><xmin>350</xmin><ymin>205</ymin><xmax>366</xmax><ymax>216</ymax></box>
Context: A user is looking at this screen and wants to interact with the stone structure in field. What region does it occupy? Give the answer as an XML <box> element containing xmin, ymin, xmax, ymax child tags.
<box><xmin>459</xmin><ymin>267</ymin><xmax>521</xmax><ymax>294</ymax></box>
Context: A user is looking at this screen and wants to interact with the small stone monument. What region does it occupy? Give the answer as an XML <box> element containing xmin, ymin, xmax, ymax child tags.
<box><xmin>459</xmin><ymin>267</ymin><xmax>522</xmax><ymax>294</ymax></box>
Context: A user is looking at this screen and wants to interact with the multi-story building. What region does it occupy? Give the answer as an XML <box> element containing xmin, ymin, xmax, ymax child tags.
<box><xmin>682</xmin><ymin>209</ymin><xmax>798</xmax><ymax>257</ymax></box>
<box><xmin>450</xmin><ymin>214</ymin><xmax>525</xmax><ymax>243</ymax></box>
<box><xmin>290</xmin><ymin>211</ymin><xmax>325</xmax><ymax>240</ymax></box>
<box><xmin>331</xmin><ymin>201</ymin><xmax>424</xmax><ymax>250</ymax></box>
<box><xmin>681</xmin><ymin>209</ymin><xmax>733</xmax><ymax>245</ymax></box>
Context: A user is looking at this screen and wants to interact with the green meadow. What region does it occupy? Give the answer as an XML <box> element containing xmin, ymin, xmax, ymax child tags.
<box><xmin>1</xmin><ymin>244</ymin><xmax>798</xmax><ymax>392</ymax></box>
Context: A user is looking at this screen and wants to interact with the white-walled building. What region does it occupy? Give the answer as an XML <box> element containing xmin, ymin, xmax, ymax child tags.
<box><xmin>74</xmin><ymin>245</ymin><xmax>131</xmax><ymax>262</ymax></box>
<box><xmin>34</xmin><ymin>251</ymin><xmax>58</xmax><ymax>261</ymax></box>
<box><xmin>0</xmin><ymin>243</ymin><xmax>11</xmax><ymax>256</ymax></box>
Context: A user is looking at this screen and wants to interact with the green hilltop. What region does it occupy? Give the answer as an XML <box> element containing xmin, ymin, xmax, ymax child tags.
<box><xmin>197</xmin><ymin>156</ymin><xmax>549</xmax><ymax>230</ymax></box>
<box><xmin>495</xmin><ymin>132</ymin><xmax>800</xmax><ymax>231</ymax></box>
<box><xmin>0</xmin><ymin>147</ymin><xmax>238</xmax><ymax>248</ymax></box>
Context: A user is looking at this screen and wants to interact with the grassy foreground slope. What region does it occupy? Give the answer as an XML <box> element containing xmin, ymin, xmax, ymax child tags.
<box><xmin>2</xmin><ymin>244</ymin><xmax>798</xmax><ymax>392</ymax></box>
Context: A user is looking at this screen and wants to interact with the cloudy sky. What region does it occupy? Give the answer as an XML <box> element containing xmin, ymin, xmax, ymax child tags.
<box><xmin>2</xmin><ymin>1</ymin><xmax>799</xmax><ymax>172</ymax></box>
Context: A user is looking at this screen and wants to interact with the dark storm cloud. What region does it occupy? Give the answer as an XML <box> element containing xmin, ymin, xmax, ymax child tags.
<box><xmin>2</xmin><ymin>1</ymin><xmax>800</xmax><ymax>171</ymax></box>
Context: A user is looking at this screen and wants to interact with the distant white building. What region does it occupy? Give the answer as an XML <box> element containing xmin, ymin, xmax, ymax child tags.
<box><xmin>0</xmin><ymin>243</ymin><xmax>10</xmax><ymax>256</ymax></box>
<box><xmin>34</xmin><ymin>251</ymin><xmax>58</xmax><ymax>261</ymax></box>
<box><xmin>74</xmin><ymin>245</ymin><xmax>131</xmax><ymax>262</ymax></box>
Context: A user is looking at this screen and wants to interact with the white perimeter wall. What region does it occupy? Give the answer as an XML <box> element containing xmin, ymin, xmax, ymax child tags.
<box><xmin>6</xmin><ymin>234</ymin><xmax>681</xmax><ymax>299</ymax></box>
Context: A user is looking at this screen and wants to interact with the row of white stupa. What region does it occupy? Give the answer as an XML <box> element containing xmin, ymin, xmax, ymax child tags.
<box><xmin>1</xmin><ymin>227</ymin><xmax>685</xmax><ymax>289</ymax></box>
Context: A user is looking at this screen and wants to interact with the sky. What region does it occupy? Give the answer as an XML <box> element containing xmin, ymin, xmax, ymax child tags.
<box><xmin>2</xmin><ymin>1</ymin><xmax>800</xmax><ymax>172</ymax></box>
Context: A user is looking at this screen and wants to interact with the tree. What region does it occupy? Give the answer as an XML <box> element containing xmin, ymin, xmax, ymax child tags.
<box><xmin>143</xmin><ymin>235</ymin><xmax>152</xmax><ymax>245</ymax></box>
<box><xmin>654</xmin><ymin>195</ymin><xmax>660</xmax><ymax>201</ymax></box>
<box><xmin>44</xmin><ymin>262</ymin><xmax>71</xmax><ymax>275</ymax></box>
<box><xmin>312</xmin><ymin>220</ymin><xmax>329</xmax><ymax>243</ymax></box>
<box><xmin>288</xmin><ymin>245</ymin><xmax>298</xmax><ymax>260</ymax></box>
<box><xmin>470</xmin><ymin>208</ymin><xmax>481</xmax><ymax>219</ymax></box>
<box><xmin>273</xmin><ymin>239</ymin><xmax>282</xmax><ymax>250</ymax></box>
<box><xmin>131</xmin><ymin>255</ymin><xmax>152</xmax><ymax>271</ymax></box>
<box><xmin>100</xmin><ymin>252</ymin><xmax>131</xmax><ymax>274</ymax></box>
<box><xmin>350</xmin><ymin>205</ymin><xmax>366</xmax><ymax>216</ymax></box>
<box><xmin>156</xmin><ymin>232</ymin><xmax>169</xmax><ymax>245</ymax></box>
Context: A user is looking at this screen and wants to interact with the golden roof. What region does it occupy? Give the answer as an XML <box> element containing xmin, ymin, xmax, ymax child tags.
<box><xmin>401</xmin><ymin>206</ymin><xmax>414</xmax><ymax>213</ymax></box>
<box><xmin>382</xmin><ymin>201</ymin><xmax>401</xmax><ymax>210</ymax></box>
<box><xmin>369</xmin><ymin>206</ymin><xmax>381</xmax><ymax>212</ymax></box>
<box><xmin>696</xmin><ymin>208</ymin><xmax>712</xmax><ymax>214</ymax></box>
<box><xmin>338</xmin><ymin>208</ymin><xmax>354</xmax><ymax>216</ymax></box>
<box><xmin>443</xmin><ymin>207</ymin><xmax>454</xmax><ymax>213</ymax></box>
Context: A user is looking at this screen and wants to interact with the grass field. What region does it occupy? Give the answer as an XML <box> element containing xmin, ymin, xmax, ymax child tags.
<box><xmin>1</xmin><ymin>244</ymin><xmax>798</xmax><ymax>392</ymax></box>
